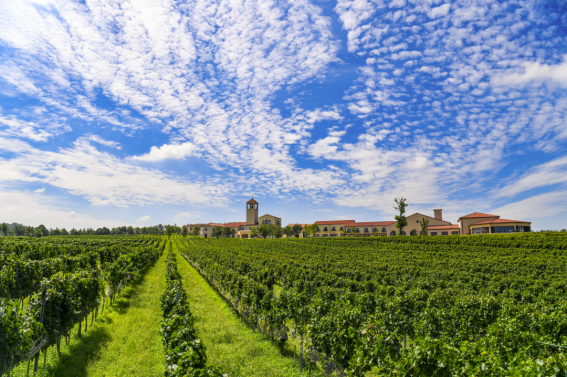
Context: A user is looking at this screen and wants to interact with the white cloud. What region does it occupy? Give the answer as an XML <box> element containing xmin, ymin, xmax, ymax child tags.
<box><xmin>491</xmin><ymin>190</ymin><xmax>567</xmax><ymax>221</ymax></box>
<box><xmin>136</xmin><ymin>215</ymin><xmax>151</xmax><ymax>224</ymax></box>
<box><xmin>0</xmin><ymin>137</ymin><xmax>229</xmax><ymax>207</ymax></box>
<box><xmin>428</xmin><ymin>4</ymin><xmax>451</xmax><ymax>19</ymax></box>
<box><xmin>492</xmin><ymin>155</ymin><xmax>567</xmax><ymax>198</ymax></box>
<box><xmin>35</xmin><ymin>187</ymin><xmax>45</xmax><ymax>193</ymax></box>
<box><xmin>389</xmin><ymin>0</ymin><xmax>406</xmax><ymax>8</ymax></box>
<box><xmin>492</xmin><ymin>56</ymin><xmax>567</xmax><ymax>87</ymax></box>
<box><xmin>83</xmin><ymin>134</ymin><xmax>121</xmax><ymax>150</ymax></box>
<box><xmin>132</xmin><ymin>142</ymin><xmax>198</xmax><ymax>161</ymax></box>
<box><xmin>174</xmin><ymin>212</ymin><xmax>201</xmax><ymax>223</ymax></box>
<box><xmin>0</xmin><ymin>187</ymin><xmax>130</xmax><ymax>229</ymax></box>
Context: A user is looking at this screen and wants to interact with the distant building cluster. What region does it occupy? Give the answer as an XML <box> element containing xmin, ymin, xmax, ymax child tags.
<box><xmin>187</xmin><ymin>198</ymin><xmax>531</xmax><ymax>238</ymax></box>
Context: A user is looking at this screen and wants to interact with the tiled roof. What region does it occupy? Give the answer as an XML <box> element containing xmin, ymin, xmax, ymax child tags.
<box><xmin>427</xmin><ymin>224</ymin><xmax>460</xmax><ymax>230</ymax></box>
<box><xmin>246</xmin><ymin>198</ymin><xmax>259</xmax><ymax>204</ymax></box>
<box><xmin>473</xmin><ymin>218</ymin><xmax>531</xmax><ymax>225</ymax></box>
<box><xmin>459</xmin><ymin>212</ymin><xmax>499</xmax><ymax>219</ymax></box>
<box><xmin>315</xmin><ymin>220</ymin><xmax>356</xmax><ymax>225</ymax></box>
<box><xmin>351</xmin><ymin>221</ymin><xmax>396</xmax><ymax>227</ymax></box>
<box><xmin>406</xmin><ymin>213</ymin><xmax>451</xmax><ymax>224</ymax></box>
<box><xmin>287</xmin><ymin>224</ymin><xmax>307</xmax><ymax>227</ymax></box>
<box><xmin>223</xmin><ymin>221</ymin><xmax>247</xmax><ymax>227</ymax></box>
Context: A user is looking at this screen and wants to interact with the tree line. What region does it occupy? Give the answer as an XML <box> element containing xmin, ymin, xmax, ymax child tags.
<box><xmin>0</xmin><ymin>223</ymin><xmax>186</xmax><ymax>237</ymax></box>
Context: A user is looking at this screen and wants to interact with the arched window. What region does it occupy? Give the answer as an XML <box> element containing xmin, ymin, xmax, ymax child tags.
<box><xmin>324</xmin><ymin>227</ymin><xmax>328</xmax><ymax>231</ymax></box>
<box><xmin>390</xmin><ymin>230</ymin><xmax>396</xmax><ymax>236</ymax></box>
<box><xmin>401</xmin><ymin>231</ymin><xmax>406</xmax><ymax>235</ymax></box>
<box><xmin>381</xmin><ymin>227</ymin><xmax>386</xmax><ymax>232</ymax></box>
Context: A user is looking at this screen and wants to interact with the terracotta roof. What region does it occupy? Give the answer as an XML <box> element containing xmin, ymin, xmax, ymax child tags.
<box><xmin>287</xmin><ymin>224</ymin><xmax>307</xmax><ymax>228</ymax></box>
<box><xmin>428</xmin><ymin>224</ymin><xmax>460</xmax><ymax>230</ymax></box>
<box><xmin>315</xmin><ymin>220</ymin><xmax>356</xmax><ymax>225</ymax></box>
<box><xmin>472</xmin><ymin>218</ymin><xmax>531</xmax><ymax>225</ymax></box>
<box><xmin>246</xmin><ymin>198</ymin><xmax>259</xmax><ymax>204</ymax></box>
<box><xmin>223</xmin><ymin>221</ymin><xmax>247</xmax><ymax>227</ymax></box>
<box><xmin>260</xmin><ymin>214</ymin><xmax>281</xmax><ymax>219</ymax></box>
<box><xmin>201</xmin><ymin>222</ymin><xmax>224</xmax><ymax>227</ymax></box>
<box><xmin>459</xmin><ymin>212</ymin><xmax>499</xmax><ymax>220</ymax></box>
<box><xmin>351</xmin><ymin>221</ymin><xmax>395</xmax><ymax>227</ymax></box>
<box><xmin>406</xmin><ymin>213</ymin><xmax>451</xmax><ymax>224</ymax></box>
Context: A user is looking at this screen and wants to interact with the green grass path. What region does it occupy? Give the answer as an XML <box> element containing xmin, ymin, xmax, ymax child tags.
<box><xmin>174</xmin><ymin>241</ymin><xmax>324</xmax><ymax>377</ymax></box>
<box><xmin>11</xmin><ymin>249</ymin><xmax>167</xmax><ymax>377</ymax></box>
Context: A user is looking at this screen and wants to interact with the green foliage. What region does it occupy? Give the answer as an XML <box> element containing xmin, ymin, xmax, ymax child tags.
<box><xmin>177</xmin><ymin>234</ymin><xmax>567</xmax><ymax>376</ymax></box>
<box><xmin>160</xmin><ymin>246</ymin><xmax>224</xmax><ymax>377</ymax></box>
<box><xmin>212</xmin><ymin>226</ymin><xmax>224</xmax><ymax>239</ymax></box>
<box><xmin>420</xmin><ymin>217</ymin><xmax>429</xmax><ymax>236</ymax></box>
<box><xmin>0</xmin><ymin>235</ymin><xmax>162</xmax><ymax>376</ymax></box>
<box><xmin>394</xmin><ymin>197</ymin><xmax>408</xmax><ymax>235</ymax></box>
<box><xmin>283</xmin><ymin>225</ymin><xmax>294</xmax><ymax>238</ymax></box>
<box><xmin>258</xmin><ymin>224</ymin><xmax>270</xmax><ymax>239</ymax></box>
<box><xmin>291</xmin><ymin>224</ymin><xmax>304</xmax><ymax>238</ymax></box>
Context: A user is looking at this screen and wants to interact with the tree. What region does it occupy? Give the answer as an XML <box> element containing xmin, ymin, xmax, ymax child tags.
<box><xmin>37</xmin><ymin>224</ymin><xmax>49</xmax><ymax>236</ymax></box>
<box><xmin>33</xmin><ymin>228</ymin><xmax>43</xmax><ymax>237</ymax></box>
<box><xmin>212</xmin><ymin>226</ymin><xmax>224</xmax><ymax>238</ymax></box>
<box><xmin>60</xmin><ymin>228</ymin><xmax>69</xmax><ymax>236</ymax></box>
<box><xmin>420</xmin><ymin>217</ymin><xmax>429</xmax><ymax>236</ymax></box>
<box><xmin>306</xmin><ymin>224</ymin><xmax>318</xmax><ymax>238</ymax></box>
<box><xmin>0</xmin><ymin>222</ymin><xmax>9</xmax><ymax>236</ymax></box>
<box><xmin>341</xmin><ymin>227</ymin><xmax>348</xmax><ymax>237</ymax></box>
<box><xmin>283</xmin><ymin>225</ymin><xmax>294</xmax><ymax>238</ymax></box>
<box><xmin>258</xmin><ymin>224</ymin><xmax>270</xmax><ymax>239</ymax></box>
<box><xmin>292</xmin><ymin>224</ymin><xmax>303</xmax><ymax>238</ymax></box>
<box><xmin>250</xmin><ymin>226</ymin><xmax>258</xmax><ymax>238</ymax></box>
<box><xmin>222</xmin><ymin>226</ymin><xmax>234</xmax><ymax>238</ymax></box>
<box><xmin>191</xmin><ymin>225</ymin><xmax>202</xmax><ymax>237</ymax></box>
<box><xmin>410</xmin><ymin>229</ymin><xmax>417</xmax><ymax>236</ymax></box>
<box><xmin>268</xmin><ymin>223</ymin><xmax>276</xmax><ymax>239</ymax></box>
<box><xmin>51</xmin><ymin>228</ymin><xmax>62</xmax><ymax>236</ymax></box>
<box><xmin>273</xmin><ymin>226</ymin><xmax>283</xmax><ymax>239</ymax></box>
<box><xmin>394</xmin><ymin>197</ymin><xmax>408</xmax><ymax>235</ymax></box>
<box><xmin>182</xmin><ymin>226</ymin><xmax>188</xmax><ymax>238</ymax></box>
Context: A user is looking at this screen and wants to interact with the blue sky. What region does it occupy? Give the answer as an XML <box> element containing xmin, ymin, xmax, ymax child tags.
<box><xmin>1</xmin><ymin>0</ymin><xmax>566</xmax><ymax>230</ymax></box>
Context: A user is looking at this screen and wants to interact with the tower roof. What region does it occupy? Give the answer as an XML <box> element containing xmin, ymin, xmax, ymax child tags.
<box><xmin>246</xmin><ymin>198</ymin><xmax>259</xmax><ymax>204</ymax></box>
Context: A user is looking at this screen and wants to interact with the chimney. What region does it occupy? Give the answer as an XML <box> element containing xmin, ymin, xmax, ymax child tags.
<box><xmin>433</xmin><ymin>209</ymin><xmax>443</xmax><ymax>221</ymax></box>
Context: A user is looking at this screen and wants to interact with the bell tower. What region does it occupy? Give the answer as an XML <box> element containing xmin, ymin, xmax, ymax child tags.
<box><xmin>246</xmin><ymin>198</ymin><xmax>259</xmax><ymax>225</ymax></box>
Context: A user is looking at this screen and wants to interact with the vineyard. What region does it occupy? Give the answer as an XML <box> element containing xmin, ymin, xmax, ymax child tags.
<box><xmin>2</xmin><ymin>233</ymin><xmax>567</xmax><ymax>376</ymax></box>
<box><xmin>177</xmin><ymin>234</ymin><xmax>567</xmax><ymax>376</ymax></box>
<box><xmin>0</xmin><ymin>236</ymin><xmax>164</xmax><ymax>376</ymax></box>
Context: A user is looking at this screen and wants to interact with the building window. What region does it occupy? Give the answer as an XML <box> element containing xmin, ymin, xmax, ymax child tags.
<box><xmin>340</xmin><ymin>227</ymin><xmax>344</xmax><ymax>231</ymax></box>
<box><xmin>390</xmin><ymin>231</ymin><xmax>396</xmax><ymax>236</ymax></box>
<box><xmin>416</xmin><ymin>220</ymin><xmax>419</xmax><ymax>223</ymax></box>
<box><xmin>347</xmin><ymin>228</ymin><xmax>351</xmax><ymax>233</ymax></box>
<box><xmin>472</xmin><ymin>227</ymin><xmax>489</xmax><ymax>234</ymax></box>
<box><xmin>381</xmin><ymin>227</ymin><xmax>386</xmax><ymax>232</ymax></box>
<box><xmin>331</xmin><ymin>227</ymin><xmax>336</xmax><ymax>231</ymax></box>
<box><xmin>401</xmin><ymin>231</ymin><xmax>406</xmax><ymax>235</ymax></box>
<box><xmin>492</xmin><ymin>226</ymin><xmax>514</xmax><ymax>233</ymax></box>
<box><xmin>331</xmin><ymin>234</ymin><xmax>338</xmax><ymax>237</ymax></box>
<box><xmin>419</xmin><ymin>231</ymin><xmax>423</xmax><ymax>235</ymax></box>
<box><xmin>452</xmin><ymin>231</ymin><xmax>459</xmax><ymax>235</ymax></box>
<box><xmin>322</xmin><ymin>234</ymin><xmax>328</xmax><ymax>237</ymax></box>
<box><xmin>354</xmin><ymin>228</ymin><xmax>359</xmax><ymax>233</ymax></box>
<box><xmin>323</xmin><ymin>227</ymin><xmax>328</xmax><ymax>231</ymax></box>
<box><xmin>364</xmin><ymin>228</ymin><xmax>369</xmax><ymax>233</ymax></box>
<box><xmin>441</xmin><ymin>231</ymin><xmax>448</xmax><ymax>236</ymax></box>
<box><xmin>204</xmin><ymin>228</ymin><xmax>208</xmax><ymax>231</ymax></box>
<box><xmin>430</xmin><ymin>232</ymin><xmax>437</xmax><ymax>236</ymax></box>
<box><xmin>373</xmin><ymin>228</ymin><xmax>377</xmax><ymax>232</ymax></box>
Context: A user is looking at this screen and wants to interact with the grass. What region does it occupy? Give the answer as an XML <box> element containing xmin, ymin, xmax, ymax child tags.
<box><xmin>10</xmin><ymin>249</ymin><xmax>168</xmax><ymax>377</ymax></box>
<box><xmin>174</xmin><ymin>241</ymin><xmax>325</xmax><ymax>377</ymax></box>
